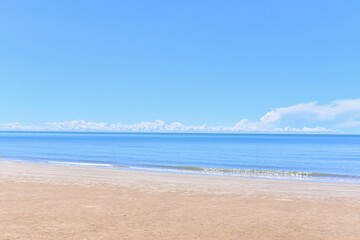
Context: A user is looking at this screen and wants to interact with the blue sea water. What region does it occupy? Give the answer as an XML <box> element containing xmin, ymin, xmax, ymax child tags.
<box><xmin>1</xmin><ymin>132</ymin><xmax>360</xmax><ymax>183</ymax></box>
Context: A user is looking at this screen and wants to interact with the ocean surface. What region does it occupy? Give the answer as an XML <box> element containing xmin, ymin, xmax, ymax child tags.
<box><xmin>1</xmin><ymin>132</ymin><xmax>360</xmax><ymax>183</ymax></box>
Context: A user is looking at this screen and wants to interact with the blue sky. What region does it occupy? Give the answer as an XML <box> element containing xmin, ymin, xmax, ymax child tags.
<box><xmin>0</xmin><ymin>1</ymin><xmax>359</xmax><ymax>133</ymax></box>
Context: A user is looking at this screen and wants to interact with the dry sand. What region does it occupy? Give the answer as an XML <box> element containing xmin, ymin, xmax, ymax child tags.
<box><xmin>1</xmin><ymin>161</ymin><xmax>360</xmax><ymax>240</ymax></box>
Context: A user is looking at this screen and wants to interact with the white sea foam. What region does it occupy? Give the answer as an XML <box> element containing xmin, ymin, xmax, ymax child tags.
<box><xmin>128</xmin><ymin>165</ymin><xmax>360</xmax><ymax>183</ymax></box>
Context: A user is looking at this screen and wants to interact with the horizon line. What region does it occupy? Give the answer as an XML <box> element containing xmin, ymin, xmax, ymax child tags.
<box><xmin>1</xmin><ymin>130</ymin><xmax>356</xmax><ymax>136</ymax></box>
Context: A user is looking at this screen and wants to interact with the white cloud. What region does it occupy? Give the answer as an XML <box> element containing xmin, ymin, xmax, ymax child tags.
<box><xmin>1</xmin><ymin>98</ymin><xmax>360</xmax><ymax>133</ymax></box>
<box><xmin>259</xmin><ymin>99</ymin><xmax>360</xmax><ymax>124</ymax></box>
<box><xmin>260</xmin><ymin>111</ymin><xmax>281</xmax><ymax>123</ymax></box>
<box><xmin>45</xmin><ymin>120</ymin><xmax>108</xmax><ymax>131</ymax></box>
<box><xmin>0</xmin><ymin>119</ymin><xmax>335</xmax><ymax>133</ymax></box>
<box><xmin>0</xmin><ymin>122</ymin><xmax>35</xmax><ymax>131</ymax></box>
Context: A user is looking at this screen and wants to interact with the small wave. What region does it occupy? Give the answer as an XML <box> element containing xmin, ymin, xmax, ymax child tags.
<box><xmin>137</xmin><ymin>164</ymin><xmax>360</xmax><ymax>181</ymax></box>
<box><xmin>47</xmin><ymin>161</ymin><xmax>114</xmax><ymax>167</ymax></box>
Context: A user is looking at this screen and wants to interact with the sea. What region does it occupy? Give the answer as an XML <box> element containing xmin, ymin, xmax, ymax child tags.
<box><xmin>0</xmin><ymin>131</ymin><xmax>360</xmax><ymax>183</ymax></box>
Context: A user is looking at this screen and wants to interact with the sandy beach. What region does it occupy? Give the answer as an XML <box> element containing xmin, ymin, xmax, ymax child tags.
<box><xmin>1</xmin><ymin>161</ymin><xmax>360</xmax><ymax>240</ymax></box>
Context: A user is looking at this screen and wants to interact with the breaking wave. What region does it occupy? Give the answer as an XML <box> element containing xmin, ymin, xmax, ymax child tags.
<box><xmin>133</xmin><ymin>164</ymin><xmax>360</xmax><ymax>182</ymax></box>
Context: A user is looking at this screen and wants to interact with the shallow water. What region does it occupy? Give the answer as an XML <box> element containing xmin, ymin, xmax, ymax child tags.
<box><xmin>0</xmin><ymin>132</ymin><xmax>360</xmax><ymax>183</ymax></box>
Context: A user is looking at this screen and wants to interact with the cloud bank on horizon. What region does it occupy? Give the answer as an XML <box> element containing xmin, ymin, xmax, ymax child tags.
<box><xmin>1</xmin><ymin>99</ymin><xmax>360</xmax><ymax>133</ymax></box>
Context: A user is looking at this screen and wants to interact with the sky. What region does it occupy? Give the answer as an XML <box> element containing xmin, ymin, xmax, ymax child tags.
<box><xmin>0</xmin><ymin>1</ymin><xmax>360</xmax><ymax>133</ymax></box>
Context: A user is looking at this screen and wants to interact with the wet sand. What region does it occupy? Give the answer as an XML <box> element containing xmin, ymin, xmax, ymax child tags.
<box><xmin>1</xmin><ymin>161</ymin><xmax>360</xmax><ymax>240</ymax></box>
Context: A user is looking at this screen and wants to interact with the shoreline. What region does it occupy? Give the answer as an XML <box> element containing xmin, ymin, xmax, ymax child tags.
<box><xmin>1</xmin><ymin>160</ymin><xmax>360</xmax><ymax>198</ymax></box>
<box><xmin>5</xmin><ymin>158</ymin><xmax>360</xmax><ymax>185</ymax></box>
<box><xmin>1</xmin><ymin>160</ymin><xmax>360</xmax><ymax>239</ymax></box>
